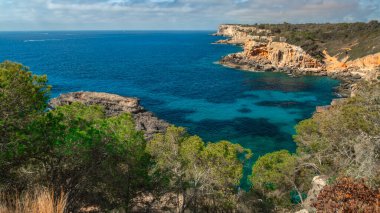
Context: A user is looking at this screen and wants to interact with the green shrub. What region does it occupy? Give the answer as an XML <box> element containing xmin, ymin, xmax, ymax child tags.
<box><xmin>147</xmin><ymin>126</ymin><xmax>252</xmax><ymax>211</ymax></box>
<box><xmin>294</xmin><ymin>82</ymin><xmax>380</xmax><ymax>187</ymax></box>
<box><xmin>251</xmin><ymin>150</ymin><xmax>298</xmax><ymax>207</ymax></box>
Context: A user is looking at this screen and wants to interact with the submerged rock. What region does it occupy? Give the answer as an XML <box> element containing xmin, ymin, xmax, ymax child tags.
<box><xmin>49</xmin><ymin>92</ymin><xmax>169</xmax><ymax>140</ymax></box>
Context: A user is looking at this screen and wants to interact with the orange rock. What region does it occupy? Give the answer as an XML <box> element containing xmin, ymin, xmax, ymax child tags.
<box><xmin>215</xmin><ymin>24</ymin><xmax>379</xmax><ymax>81</ymax></box>
<box><xmin>243</xmin><ymin>40</ymin><xmax>323</xmax><ymax>71</ymax></box>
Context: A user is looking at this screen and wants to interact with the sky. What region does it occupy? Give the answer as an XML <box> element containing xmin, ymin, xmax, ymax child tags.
<box><xmin>0</xmin><ymin>0</ymin><xmax>379</xmax><ymax>30</ymax></box>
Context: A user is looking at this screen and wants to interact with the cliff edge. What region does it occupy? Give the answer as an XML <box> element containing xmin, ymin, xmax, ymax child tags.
<box><xmin>215</xmin><ymin>23</ymin><xmax>380</xmax><ymax>96</ymax></box>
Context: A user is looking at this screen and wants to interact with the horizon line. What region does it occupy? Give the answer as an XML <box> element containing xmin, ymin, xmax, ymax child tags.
<box><xmin>2</xmin><ymin>20</ymin><xmax>378</xmax><ymax>32</ymax></box>
<box><xmin>0</xmin><ymin>29</ymin><xmax>216</xmax><ymax>32</ymax></box>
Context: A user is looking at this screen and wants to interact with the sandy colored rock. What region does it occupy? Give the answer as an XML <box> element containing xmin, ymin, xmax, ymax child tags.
<box><xmin>214</xmin><ymin>24</ymin><xmax>271</xmax><ymax>44</ymax></box>
<box><xmin>244</xmin><ymin>40</ymin><xmax>323</xmax><ymax>71</ymax></box>
<box><xmin>216</xmin><ymin>24</ymin><xmax>380</xmax><ymax>83</ymax></box>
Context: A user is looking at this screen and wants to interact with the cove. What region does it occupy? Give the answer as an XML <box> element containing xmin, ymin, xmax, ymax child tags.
<box><xmin>0</xmin><ymin>31</ymin><xmax>339</xmax><ymax>188</ymax></box>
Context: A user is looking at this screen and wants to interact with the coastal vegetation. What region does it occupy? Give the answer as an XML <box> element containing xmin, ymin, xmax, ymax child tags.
<box><xmin>248</xmin><ymin>21</ymin><xmax>380</xmax><ymax>61</ymax></box>
<box><xmin>1</xmin><ymin>59</ymin><xmax>379</xmax><ymax>212</ymax></box>
<box><xmin>147</xmin><ymin>126</ymin><xmax>252</xmax><ymax>212</ymax></box>
<box><xmin>251</xmin><ymin>80</ymin><xmax>380</xmax><ymax>211</ymax></box>
<box><xmin>0</xmin><ymin>61</ymin><xmax>250</xmax><ymax>212</ymax></box>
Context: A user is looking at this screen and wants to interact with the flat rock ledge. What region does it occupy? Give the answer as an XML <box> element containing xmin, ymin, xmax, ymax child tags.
<box><xmin>49</xmin><ymin>92</ymin><xmax>169</xmax><ymax>140</ymax></box>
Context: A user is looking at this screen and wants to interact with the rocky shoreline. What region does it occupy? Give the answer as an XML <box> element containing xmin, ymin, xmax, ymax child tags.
<box><xmin>219</xmin><ymin>53</ymin><xmax>361</xmax><ymax>98</ymax></box>
<box><xmin>46</xmin><ymin>26</ymin><xmax>378</xmax><ymax>138</ymax></box>
<box><xmin>49</xmin><ymin>92</ymin><xmax>169</xmax><ymax>140</ymax></box>
<box><xmin>214</xmin><ymin>24</ymin><xmax>379</xmax><ymax>98</ymax></box>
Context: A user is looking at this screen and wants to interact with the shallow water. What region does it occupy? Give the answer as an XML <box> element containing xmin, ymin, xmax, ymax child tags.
<box><xmin>0</xmin><ymin>31</ymin><xmax>339</xmax><ymax>188</ymax></box>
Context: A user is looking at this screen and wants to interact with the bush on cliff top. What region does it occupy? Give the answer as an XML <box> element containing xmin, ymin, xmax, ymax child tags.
<box><xmin>252</xmin><ymin>21</ymin><xmax>380</xmax><ymax>61</ymax></box>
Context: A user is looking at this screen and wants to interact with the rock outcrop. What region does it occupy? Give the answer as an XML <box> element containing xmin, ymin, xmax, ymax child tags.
<box><xmin>221</xmin><ymin>40</ymin><xmax>323</xmax><ymax>73</ymax></box>
<box><xmin>324</xmin><ymin>51</ymin><xmax>380</xmax><ymax>80</ymax></box>
<box><xmin>49</xmin><ymin>92</ymin><xmax>169</xmax><ymax>140</ymax></box>
<box><xmin>216</xmin><ymin>24</ymin><xmax>380</xmax><ymax>97</ymax></box>
<box><xmin>214</xmin><ymin>24</ymin><xmax>273</xmax><ymax>44</ymax></box>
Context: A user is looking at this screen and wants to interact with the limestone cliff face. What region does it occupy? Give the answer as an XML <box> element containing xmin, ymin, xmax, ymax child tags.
<box><xmin>243</xmin><ymin>40</ymin><xmax>323</xmax><ymax>71</ymax></box>
<box><xmin>346</xmin><ymin>53</ymin><xmax>380</xmax><ymax>81</ymax></box>
<box><xmin>214</xmin><ymin>24</ymin><xmax>272</xmax><ymax>44</ymax></box>
<box><xmin>220</xmin><ymin>40</ymin><xmax>324</xmax><ymax>75</ymax></box>
<box><xmin>217</xmin><ymin>25</ymin><xmax>324</xmax><ymax>73</ymax></box>
<box><xmin>49</xmin><ymin>92</ymin><xmax>169</xmax><ymax>140</ymax></box>
<box><xmin>324</xmin><ymin>51</ymin><xmax>380</xmax><ymax>80</ymax></box>
<box><xmin>349</xmin><ymin>52</ymin><xmax>380</xmax><ymax>70</ymax></box>
<box><xmin>217</xmin><ymin>24</ymin><xmax>380</xmax><ymax>82</ymax></box>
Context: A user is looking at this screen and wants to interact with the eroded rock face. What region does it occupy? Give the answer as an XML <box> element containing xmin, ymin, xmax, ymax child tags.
<box><xmin>349</xmin><ymin>52</ymin><xmax>380</xmax><ymax>70</ymax></box>
<box><xmin>220</xmin><ymin>41</ymin><xmax>324</xmax><ymax>76</ymax></box>
<box><xmin>324</xmin><ymin>51</ymin><xmax>380</xmax><ymax>80</ymax></box>
<box><xmin>214</xmin><ymin>24</ymin><xmax>272</xmax><ymax>44</ymax></box>
<box><xmin>216</xmin><ymin>24</ymin><xmax>380</xmax><ymax>83</ymax></box>
<box><xmin>49</xmin><ymin>92</ymin><xmax>169</xmax><ymax>140</ymax></box>
<box><xmin>216</xmin><ymin>24</ymin><xmax>380</xmax><ymax>98</ymax></box>
<box><xmin>347</xmin><ymin>53</ymin><xmax>380</xmax><ymax>81</ymax></box>
<box><xmin>244</xmin><ymin>41</ymin><xmax>323</xmax><ymax>71</ymax></box>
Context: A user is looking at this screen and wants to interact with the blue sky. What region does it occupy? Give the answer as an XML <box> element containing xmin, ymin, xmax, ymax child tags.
<box><xmin>0</xmin><ymin>0</ymin><xmax>379</xmax><ymax>30</ymax></box>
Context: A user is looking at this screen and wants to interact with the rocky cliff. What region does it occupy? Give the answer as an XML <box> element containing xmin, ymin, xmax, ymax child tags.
<box><xmin>221</xmin><ymin>40</ymin><xmax>323</xmax><ymax>73</ymax></box>
<box><xmin>214</xmin><ymin>24</ymin><xmax>274</xmax><ymax>44</ymax></box>
<box><xmin>49</xmin><ymin>92</ymin><xmax>169</xmax><ymax>140</ymax></box>
<box><xmin>324</xmin><ymin>51</ymin><xmax>380</xmax><ymax>80</ymax></box>
<box><xmin>216</xmin><ymin>24</ymin><xmax>380</xmax><ymax>96</ymax></box>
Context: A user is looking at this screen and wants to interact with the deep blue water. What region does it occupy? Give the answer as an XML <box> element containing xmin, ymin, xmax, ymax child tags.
<box><xmin>0</xmin><ymin>31</ymin><xmax>339</xmax><ymax>187</ymax></box>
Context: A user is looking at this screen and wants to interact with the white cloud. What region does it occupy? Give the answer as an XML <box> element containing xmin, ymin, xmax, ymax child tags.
<box><xmin>0</xmin><ymin>0</ymin><xmax>379</xmax><ymax>30</ymax></box>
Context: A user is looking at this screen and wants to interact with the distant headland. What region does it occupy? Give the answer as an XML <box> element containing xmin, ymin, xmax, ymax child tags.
<box><xmin>214</xmin><ymin>22</ymin><xmax>380</xmax><ymax>97</ymax></box>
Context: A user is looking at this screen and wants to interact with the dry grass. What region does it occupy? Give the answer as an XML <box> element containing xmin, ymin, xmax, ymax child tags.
<box><xmin>0</xmin><ymin>186</ymin><xmax>67</xmax><ymax>213</ymax></box>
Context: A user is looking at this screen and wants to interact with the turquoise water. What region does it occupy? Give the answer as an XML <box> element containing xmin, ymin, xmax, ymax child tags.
<box><xmin>0</xmin><ymin>31</ymin><xmax>339</xmax><ymax>187</ymax></box>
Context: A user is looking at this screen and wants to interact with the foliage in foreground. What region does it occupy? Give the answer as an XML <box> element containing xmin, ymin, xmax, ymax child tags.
<box><xmin>147</xmin><ymin>127</ymin><xmax>251</xmax><ymax>211</ymax></box>
<box><xmin>147</xmin><ymin>126</ymin><xmax>252</xmax><ymax>212</ymax></box>
<box><xmin>0</xmin><ymin>61</ymin><xmax>251</xmax><ymax>212</ymax></box>
<box><xmin>2</xmin><ymin>60</ymin><xmax>379</xmax><ymax>212</ymax></box>
<box><xmin>0</xmin><ymin>61</ymin><xmax>50</xmax><ymax>179</ymax></box>
<box><xmin>251</xmin><ymin>150</ymin><xmax>299</xmax><ymax>207</ymax></box>
<box><xmin>313</xmin><ymin>178</ymin><xmax>380</xmax><ymax>212</ymax></box>
<box><xmin>294</xmin><ymin>82</ymin><xmax>380</xmax><ymax>187</ymax></box>
<box><xmin>250</xmin><ymin>81</ymin><xmax>380</xmax><ymax>211</ymax></box>
<box><xmin>0</xmin><ymin>61</ymin><xmax>150</xmax><ymax>211</ymax></box>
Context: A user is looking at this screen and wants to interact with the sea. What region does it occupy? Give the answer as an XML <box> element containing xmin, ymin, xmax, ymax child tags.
<box><xmin>0</xmin><ymin>31</ymin><xmax>339</xmax><ymax>188</ymax></box>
